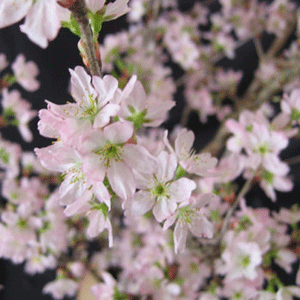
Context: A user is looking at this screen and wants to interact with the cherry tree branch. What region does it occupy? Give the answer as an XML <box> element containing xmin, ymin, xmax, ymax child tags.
<box><xmin>216</xmin><ymin>169</ymin><xmax>258</xmax><ymax>244</ymax></box>
<box><xmin>68</xmin><ymin>0</ymin><xmax>102</xmax><ymax>76</ymax></box>
<box><xmin>202</xmin><ymin>15</ymin><xmax>297</xmax><ymax>157</ymax></box>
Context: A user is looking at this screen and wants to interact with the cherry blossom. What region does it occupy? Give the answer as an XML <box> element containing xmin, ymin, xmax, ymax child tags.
<box><xmin>11</xmin><ymin>54</ymin><xmax>40</xmax><ymax>92</ymax></box>
<box><xmin>79</xmin><ymin>121</ymin><xmax>157</xmax><ymax>199</ymax></box>
<box><xmin>125</xmin><ymin>151</ymin><xmax>196</xmax><ymax>222</ymax></box>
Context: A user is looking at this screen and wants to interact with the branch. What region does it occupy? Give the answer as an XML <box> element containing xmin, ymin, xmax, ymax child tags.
<box><xmin>69</xmin><ymin>0</ymin><xmax>102</xmax><ymax>76</ymax></box>
<box><xmin>202</xmin><ymin>15</ymin><xmax>297</xmax><ymax>157</ymax></box>
<box><xmin>216</xmin><ymin>169</ymin><xmax>258</xmax><ymax>244</ymax></box>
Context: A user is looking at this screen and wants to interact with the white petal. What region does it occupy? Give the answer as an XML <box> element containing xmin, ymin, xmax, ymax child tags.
<box><xmin>169</xmin><ymin>178</ymin><xmax>196</xmax><ymax>202</ymax></box>
<box><xmin>20</xmin><ymin>0</ymin><xmax>60</xmax><ymax>48</ymax></box>
<box><xmin>103</xmin><ymin>121</ymin><xmax>133</xmax><ymax>144</ymax></box>
<box><xmin>153</xmin><ymin>198</ymin><xmax>177</xmax><ymax>222</ymax></box>
<box><xmin>175</xmin><ymin>128</ymin><xmax>194</xmax><ymax>159</ymax></box>
<box><xmin>127</xmin><ymin>190</ymin><xmax>155</xmax><ymax>216</ymax></box>
<box><xmin>85</xmin><ymin>0</ymin><xmax>105</xmax><ymax>13</ymax></box>
<box><xmin>123</xmin><ymin>144</ymin><xmax>157</xmax><ymax>174</ymax></box>
<box><xmin>93</xmin><ymin>104</ymin><xmax>120</xmax><ymax>128</ymax></box>
<box><xmin>107</xmin><ymin>161</ymin><xmax>136</xmax><ymax>199</ymax></box>
<box><xmin>156</xmin><ymin>151</ymin><xmax>177</xmax><ymax>182</ymax></box>
<box><xmin>0</xmin><ymin>0</ymin><xmax>32</xmax><ymax>28</ymax></box>
<box><xmin>174</xmin><ymin>222</ymin><xmax>188</xmax><ymax>253</ymax></box>
<box><xmin>190</xmin><ymin>216</ymin><xmax>214</xmax><ymax>238</ymax></box>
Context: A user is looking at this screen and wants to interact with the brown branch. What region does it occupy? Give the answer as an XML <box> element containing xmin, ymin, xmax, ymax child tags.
<box><xmin>216</xmin><ymin>169</ymin><xmax>257</xmax><ymax>244</ymax></box>
<box><xmin>202</xmin><ymin>15</ymin><xmax>297</xmax><ymax>157</ymax></box>
<box><xmin>68</xmin><ymin>0</ymin><xmax>102</xmax><ymax>76</ymax></box>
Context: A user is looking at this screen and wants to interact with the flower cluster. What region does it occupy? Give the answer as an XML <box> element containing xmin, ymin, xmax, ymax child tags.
<box><xmin>1</xmin><ymin>1</ymin><xmax>300</xmax><ymax>300</ymax></box>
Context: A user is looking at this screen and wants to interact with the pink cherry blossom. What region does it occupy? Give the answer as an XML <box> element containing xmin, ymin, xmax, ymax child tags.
<box><xmin>119</xmin><ymin>75</ymin><xmax>175</xmax><ymax>128</ymax></box>
<box><xmin>1</xmin><ymin>89</ymin><xmax>37</xmax><ymax>142</ymax></box>
<box><xmin>11</xmin><ymin>54</ymin><xmax>40</xmax><ymax>92</ymax></box>
<box><xmin>126</xmin><ymin>151</ymin><xmax>196</xmax><ymax>222</ymax></box>
<box><xmin>79</xmin><ymin>121</ymin><xmax>157</xmax><ymax>199</ymax></box>
<box><xmin>43</xmin><ymin>278</ymin><xmax>78</xmax><ymax>300</ymax></box>
<box><xmin>164</xmin><ymin>128</ymin><xmax>218</xmax><ymax>176</ymax></box>
<box><xmin>163</xmin><ymin>194</ymin><xmax>215</xmax><ymax>253</ymax></box>
<box><xmin>86</xmin><ymin>208</ymin><xmax>113</xmax><ymax>247</ymax></box>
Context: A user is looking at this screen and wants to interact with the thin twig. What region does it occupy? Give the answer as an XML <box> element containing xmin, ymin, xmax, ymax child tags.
<box><xmin>179</xmin><ymin>104</ymin><xmax>192</xmax><ymax>127</ymax></box>
<box><xmin>285</xmin><ymin>154</ymin><xmax>300</xmax><ymax>166</ymax></box>
<box><xmin>202</xmin><ymin>14</ymin><xmax>297</xmax><ymax>157</ymax></box>
<box><xmin>216</xmin><ymin>169</ymin><xmax>258</xmax><ymax>243</ymax></box>
<box><xmin>254</xmin><ymin>36</ymin><xmax>264</xmax><ymax>60</ymax></box>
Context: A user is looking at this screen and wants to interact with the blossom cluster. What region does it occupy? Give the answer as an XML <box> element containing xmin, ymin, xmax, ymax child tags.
<box><xmin>0</xmin><ymin>0</ymin><xmax>300</xmax><ymax>300</ymax></box>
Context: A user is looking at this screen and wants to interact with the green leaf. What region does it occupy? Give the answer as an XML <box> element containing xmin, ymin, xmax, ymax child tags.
<box><xmin>91</xmin><ymin>202</ymin><xmax>109</xmax><ymax>217</ymax></box>
<box><xmin>61</xmin><ymin>14</ymin><xmax>81</xmax><ymax>37</ymax></box>
<box><xmin>88</xmin><ymin>11</ymin><xmax>103</xmax><ymax>37</ymax></box>
<box><xmin>174</xmin><ymin>164</ymin><xmax>186</xmax><ymax>180</ymax></box>
<box><xmin>0</xmin><ymin>148</ymin><xmax>9</xmax><ymax>164</ymax></box>
<box><xmin>113</xmin><ymin>287</ymin><xmax>127</xmax><ymax>300</ymax></box>
<box><xmin>127</xmin><ymin>108</ymin><xmax>148</xmax><ymax>130</ymax></box>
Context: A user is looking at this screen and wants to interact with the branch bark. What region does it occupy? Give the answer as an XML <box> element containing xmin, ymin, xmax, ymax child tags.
<box><xmin>69</xmin><ymin>0</ymin><xmax>102</xmax><ymax>77</ymax></box>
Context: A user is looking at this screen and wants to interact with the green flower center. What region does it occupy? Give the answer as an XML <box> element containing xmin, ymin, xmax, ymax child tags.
<box><xmin>291</xmin><ymin>109</ymin><xmax>300</xmax><ymax>121</ymax></box>
<box><xmin>178</xmin><ymin>206</ymin><xmax>195</xmax><ymax>225</ymax></box>
<box><xmin>240</xmin><ymin>255</ymin><xmax>251</xmax><ymax>268</ymax></box>
<box><xmin>150</xmin><ymin>179</ymin><xmax>170</xmax><ymax>200</ymax></box>
<box><xmin>263</xmin><ymin>170</ymin><xmax>274</xmax><ymax>184</ymax></box>
<box><xmin>0</xmin><ymin>148</ymin><xmax>10</xmax><ymax>164</ymax></box>
<box><xmin>97</xmin><ymin>143</ymin><xmax>123</xmax><ymax>167</ymax></box>
<box><xmin>258</xmin><ymin>144</ymin><xmax>268</xmax><ymax>154</ymax></box>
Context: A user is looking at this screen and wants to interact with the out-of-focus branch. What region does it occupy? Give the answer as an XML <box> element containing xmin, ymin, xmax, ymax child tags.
<box><xmin>202</xmin><ymin>15</ymin><xmax>297</xmax><ymax>157</ymax></box>
<box><xmin>216</xmin><ymin>169</ymin><xmax>257</xmax><ymax>244</ymax></box>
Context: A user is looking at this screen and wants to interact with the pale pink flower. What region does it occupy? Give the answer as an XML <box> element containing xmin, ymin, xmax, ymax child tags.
<box><xmin>68</xmin><ymin>262</ymin><xmax>85</xmax><ymax>278</ymax></box>
<box><xmin>0</xmin><ymin>53</ymin><xmax>8</xmax><ymax>72</ymax></box>
<box><xmin>186</xmin><ymin>88</ymin><xmax>215</xmax><ymax>123</ymax></box>
<box><xmin>11</xmin><ymin>54</ymin><xmax>40</xmax><ymax>91</ymax></box>
<box><xmin>24</xmin><ymin>249</ymin><xmax>57</xmax><ymax>274</ymax></box>
<box><xmin>164</xmin><ymin>128</ymin><xmax>217</xmax><ymax>176</ymax></box>
<box><xmin>276</xmin><ymin>286</ymin><xmax>300</xmax><ymax>300</ymax></box>
<box><xmin>38</xmin><ymin>67</ymin><xmax>120</xmax><ymax>145</ymax></box>
<box><xmin>1</xmin><ymin>89</ymin><xmax>37</xmax><ymax>142</ymax></box>
<box><xmin>86</xmin><ymin>208</ymin><xmax>113</xmax><ymax>247</ymax></box>
<box><xmin>85</xmin><ymin>0</ymin><xmax>105</xmax><ymax>13</ymax></box>
<box><xmin>245</xmin><ymin>123</ymin><xmax>289</xmax><ymax>175</ymax></box>
<box><xmin>259</xmin><ymin>169</ymin><xmax>293</xmax><ymax>202</ymax></box>
<box><xmin>43</xmin><ymin>278</ymin><xmax>78</xmax><ymax>300</ymax></box>
<box><xmin>104</xmin><ymin>0</ymin><xmax>131</xmax><ymax>21</ymax></box>
<box><xmin>163</xmin><ymin>194</ymin><xmax>215</xmax><ymax>253</ymax></box>
<box><xmin>220</xmin><ymin>233</ymin><xmax>262</xmax><ymax>281</ymax></box>
<box><xmin>119</xmin><ymin>75</ymin><xmax>175</xmax><ymax>128</ymax></box>
<box><xmin>70</xmin><ymin>66</ymin><xmax>120</xmax><ymax>128</ymax></box>
<box><xmin>128</xmin><ymin>0</ymin><xmax>146</xmax><ymax>22</ymax></box>
<box><xmin>126</xmin><ymin>151</ymin><xmax>196</xmax><ymax>222</ymax></box>
<box><xmin>79</xmin><ymin>121</ymin><xmax>157</xmax><ymax>199</ymax></box>
<box><xmin>273</xmin><ymin>207</ymin><xmax>300</xmax><ymax>225</ymax></box>
<box><xmin>86</xmin><ymin>0</ymin><xmax>130</xmax><ymax>20</ymax></box>
<box><xmin>275</xmin><ymin>249</ymin><xmax>297</xmax><ymax>273</ymax></box>
<box><xmin>91</xmin><ymin>272</ymin><xmax>116</xmax><ymax>300</ymax></box>
<box><xmin>281</xmin><ymin>88</ymin><xmax>300</xmax><ymax>123</ymax></box>
<box><xmin>20</xmin><ymin>0</ymin><xmax>61</xmax><ymax>48</ymax></box>
<box><xmin>35</xmin><ymin>141</ymin><xmax>111</xmax><ymax>210</ymax></box>
<box><xmin>0</xmin><ymin>137</ymin><xmax>21</xmax><ymax>179</ymax></box>
<box><xmin>214</xmin><ymin>153</ymin><xmax>244</xmax><ymax>183</ymax></box>
<box><xmin>256</xmin><ymin>61</ymin><xmax>278</xmax><ymax>83</ymax></box>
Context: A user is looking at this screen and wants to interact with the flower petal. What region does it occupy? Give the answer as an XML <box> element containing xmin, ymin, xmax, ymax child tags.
<box><xmin>107</xmin><ymin>161</ymin><xmax>136</xmax><ymax>199</ymax></box>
